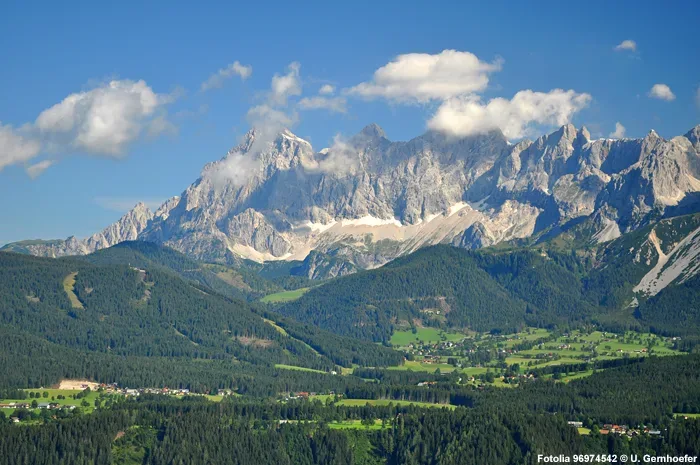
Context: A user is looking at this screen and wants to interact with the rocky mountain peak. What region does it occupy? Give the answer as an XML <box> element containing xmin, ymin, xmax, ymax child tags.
<box><xmin>358</xmin><ymin>123</ymin><xmax>387</xmax><ymax>140</ymax></box>
<box><xmin>130</xmin><ymin>202</ymin><xmax>151</xmax><ymax>216</ymax></box>
<box><xmin>550</xmin><ymin>123</ymin><xmax>581</xmax><ymax>147</ymax></box>
<box><xmin>685</xmin><ymin>125</ymin><xmax>700</xmax><ymax>151</ymax></box>
<box><xmin>646</xmin><ymin>129</ymin><xmax>661</xmax><ymax>141</ymax></box>
<box><xmin>154</xmin><ymin>196</ymin><xmax>181</xmax><ymax>221</ymax></box>
<box><xmin>577</xmin><ymin>126</ymin><xmax>591</xmax><ymax>144</ymax></box>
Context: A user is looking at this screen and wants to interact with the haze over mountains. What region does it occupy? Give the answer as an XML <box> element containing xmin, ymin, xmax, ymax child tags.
<box><xmin>5</xmin><ymin>123</ymin><xmax>700</xmax><ymax>279</ymax></box>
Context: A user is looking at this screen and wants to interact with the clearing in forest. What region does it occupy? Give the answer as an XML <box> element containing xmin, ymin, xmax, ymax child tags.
<box><xmin>260</xmin><ymin>287</ymin><xmax>310</xmax><ymax>303</ymax></box>
<box><xmin>62</xmin><ymin>272</ymin><xmax>84</xmax><ymax>309</ymax></box>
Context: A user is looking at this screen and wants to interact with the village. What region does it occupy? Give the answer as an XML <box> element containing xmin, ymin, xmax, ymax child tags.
<box><xmin>389</xmin><ymin>326</ymin><xmax>682</xmax><ymax>384</ymax></box>
<box><xmin>566</xmin><ymin>421</ymin><xmax>662</xmax><ymax>437</ymax></box>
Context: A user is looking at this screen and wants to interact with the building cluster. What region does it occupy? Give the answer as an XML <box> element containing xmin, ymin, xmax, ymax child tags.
<box><xmin>567</xmin><ymin>421</ymin><xmax>661</xmax><ymax>436</ymax></box>
<box><xmin>96</xmin><ymin>383</ymin><xmax>191</xmax><ymax>397</ymax></box>
<box><xmin>1</xmin><ymin>402</ymin><xmax>76</xmax><ymax>410</ymax></box>
<box><xmin>599</xmin><ymin>423</ymin><xmax>661</xmax><ymax>436</ymax></box>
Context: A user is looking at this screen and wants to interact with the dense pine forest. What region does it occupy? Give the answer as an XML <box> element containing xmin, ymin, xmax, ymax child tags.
<box><xmin>1</xmin><ymin>355</ymin><xmax>700</xmax><ymax>465</ymax></box>
<box><xmin>0</xmin><ymin>250</ymin><xmax>401</xmax><ymax>392</ymax></box>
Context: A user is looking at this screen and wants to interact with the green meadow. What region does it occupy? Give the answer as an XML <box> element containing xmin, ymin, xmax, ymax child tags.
<box><xmin>327</xmin><ymin>419</ymin><xmax>387</xmax><ymax>430</ymax></box>
<box><xmin>0</xmin><ymin>389</ymin><xmax>104</xmax><ymax>413</ymax></box>
<box><xmin>275</xmin><ymin>364</ymin><xmax>328</xmax><ymax>374</ymax></box>
<box><xmin>260</xmin><ymin>287</ymin><xmax>310</xmax><ymax>303</ymax></box>
<box><xmin>335</xmin><ymin>399</ymin><xmax>456</xmax><ymax>409</ymax></box>
<box><xmin>390</xmin><ymin>327</ymin><xmax>464</xmax><ymax>346</ymax></box>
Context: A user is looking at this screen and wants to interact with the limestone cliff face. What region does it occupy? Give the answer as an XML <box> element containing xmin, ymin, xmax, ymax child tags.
<box><xmin>7</xmin><ymin>123</ymin><xmax>700</xmax><ymax>279</ymax></box>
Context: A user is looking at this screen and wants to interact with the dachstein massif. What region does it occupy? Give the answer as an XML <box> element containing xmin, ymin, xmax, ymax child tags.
<box><xmin>5</xmin><ymin>123</ymin><xmax>700</xmax><ymax>281</ymax></box>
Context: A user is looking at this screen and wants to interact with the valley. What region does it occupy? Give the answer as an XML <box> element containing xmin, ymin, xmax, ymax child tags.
<box><xmin>2</xmin><ymin>4</ymin><xmax>699</xmax><ymax>462</ymax></box>
<box><xmin>2</xmin><ymin>201</ymin><xmax>700</xmax><ymax>465</ymax></box>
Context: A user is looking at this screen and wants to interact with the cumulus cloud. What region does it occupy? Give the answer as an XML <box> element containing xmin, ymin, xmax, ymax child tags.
<box><xmin>147</xmin><ymin>114</ymin><xmax>178</xmax><ymax>138</ymax></box>
<box><xmin>298</xmin><ymin>96</ymin><xmax>347</xmax><ymax>113</ymax></box>
<box><xmin>427</xmin><ymin>89</ymin><xmax>592</xmax><ymax>139</ymax></box>
<box><xmin>1</xmin><ymin>80</ymin><xmax>176</xmax><ymax>175</ymax></box>
<box><xmin>202</xmin><ymin>151</ymin><xmax>262</xmax><ymax>188</ymax></box>
<box><xmin>614</xmin><ymin>40</ymin><xmax>637</xmax><ymax>52</ymax></box>
<box><xmin>302</xmin><ymin>135</ymin><xmax>360</xmax><ymax>176</ymax></box>
<box><xmin>648</xmin><ymin>83</ymin><xmax>676</xmax><ymax>101</ymax></box>
<box><xmin>0</xmin><ymin>123</ymin><xmax>41</xmax><ymax>171</ymax></box>
<box><xmin>270</xmin><ymin>62</ymin><xmax>302</xmax><ymax>105</ymax></box>
<box><xmin>203</xmin><ymin>63</ymin><xmax>302</xmax><ymax>188</ymax></box>
<box><xmin>609</xmin><ymin>122</ymin><xmax>626</xmax><ymax>139</ymax></box>
<box><xmin>200</xmin><ymin>61</ymin><xmax>252</xmax><ymax>92</ymax></box>
<box><xmin>35</xmin><ymin>79</ymin><xmax>176</xmax><ymax>155</ymax></box>
<box><xmin>246</xmin><ymin>104</ymin><xmax>298</xmax><ymax>138</ymax></box>
<box><xmin>347</xmin><ymin>49</ymin><xmax>503</xmax><ymax>103</ymax></box>
<box><xmin>319</xmin><ymin>84</ymin><xmax>335</xmax><ymax>95</ymax></box>
<box><xmin>25</xmin><ymin>160</ymin><xmax>55</xmax><ymax>179</ymax></box>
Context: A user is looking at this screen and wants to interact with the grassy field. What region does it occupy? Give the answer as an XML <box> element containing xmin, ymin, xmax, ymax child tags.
<box><xmin>340</xmin><ymin>366</ymin><xmax>355</xmax><ymax>375</ymax></box>
<box><xmin>327</xmin><ymin>419</ymin><xmax>387</xmax><ymax>430</ymax></box>
<box><xmin>62</xmin><ymin>272</ymin><xmax>83</xmax><ymax>309</ymax></box>
<box><xmin>1</xmin><ymin>388</ymin><xmax>103</xmax><ymax>413</ymax></box>
<box><xmin>387</xmin><ymin>360</ymin><xmax>455</xmax><ymax>373</ymax></box>
<box><xmin>504</xmin><ymin>355</ymin><xmax>583</xmax><ymax>367</ymax></box>
<box><xmin>275</xmin><ymin>364</ymin><xmax>328</xmax><ymax>374</ymax></box>
<box><xmin>260</xmin><ymin>287</ymin><xmax>310</xmax><ymax>303</ymax></box>
<box><xmin>501</xmin><ymin>328</ymin><xmax>551</xmax><ymax>347</ymax></box>
<box><xmin>335</xmin><ymin>399</ymin><xmax>456</xmax><ymax>409</ymax></box>
<box><xmin>577</xmin><ymin>427</ymin><xmax>592</xmax><ymax>435</ymax></box>
<box><xmin>390</xmin><ymin>327</ymin><xmax>464</xmax><ymax>346</ymax></box>
<box><xmin>263</xmin><ymin>318</ymin><xmax>289</xmax><ymax>336</ymax></box>
<box><xmin>674</xmin><ymin>413</ymin><xmax>700</xmax><ymax>419</ymax></box>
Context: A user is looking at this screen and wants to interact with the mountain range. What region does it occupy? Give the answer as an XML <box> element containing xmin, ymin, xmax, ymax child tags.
<box><xmin>4</xmin><ymin>123</ymin><xmax>700</xmax><ymax>279</ymax></box>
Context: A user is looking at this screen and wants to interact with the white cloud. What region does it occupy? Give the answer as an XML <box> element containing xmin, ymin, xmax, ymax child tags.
<box><xmin>298</xmin><ymin>96</ymin><xmax>347</xmax><ymax>113</ymax></box>
<box><xmin>648</xmin><ymin>83</ymin><xmax>676</xmax><ymax>101</ymax></box>
<box><xmin>203</xmin><ymin>63</ymin><xmax>302</xmax><ymax>188</ymax></box>
<box><xmin>1</xmin><ymin>80</ymin><xmax>175</xmax><ymax>173</ymax></box>
<box><xmin>614</xmin><ymin>40</ymin><xmax>637</xmax><ymax>52</ymax></box>
<box><xmin>94</xmin><ymin>196</ymin><xmax>165</xmax><ymax>212</ymax></box>
<box><xmin>25</xmin><ymin>159</ymin><xmax>55</xmax><ymax>179</ymax></box>
<box><xmin>35</xmin><ymin>79</ymin><xmax>176</xmax><ymax>155</ymax></box>
<box><xmin>246</xmin><ymin>104</ymin><xmax>298</xmax><ymax>137</ymax></box>
<box><xmin>319</xmin><ymin>84</ymin><xmax>335</xmax><ymax>95</ymax></box>
<box><xmin>270</xmin><ymin>62</ymin><xmax>301</xmax><ymax>105</ymax></box>
<box><xmin>609</xmin><ymin>122</ymin><xmax>626</xmax><ymax>139</ymax></box>
<box><xmin>302</xmin><ymin>135</ymin><xmax>359</xmax><ymax>176</ymax></box>
<box><xmin>427</xmin><ymin>89</ymin><xmax>592</xmax><ymax>140</ymax></box>
<box><xmin>347</xmin><ymin>50</ymin><xmax>502</xmax><ymax>103</ymax></box>
<box><xmin>200</xmin><ymin>61</ymin><xmax>252</xmax><ymax>92</ymax></box>
<box><xmin>0</xmin><ymin>123</ymin><xmax>41</xmax><ymax>171</ymax></box>
<box><xmin>147</xmin><ymin>114</ymin><xmax>178</xmax><ymax>138</ymax></box>
<box><xmin>202</xmin><ymin>151</ymin><xmax>262</xmax><ymax>188</ymax></box>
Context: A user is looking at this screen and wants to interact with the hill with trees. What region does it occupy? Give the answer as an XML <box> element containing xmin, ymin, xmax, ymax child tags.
<box><xmin>0</xmin><ymin>249</ymin><xmax>402</xmax><ymax>391</ymax></box>
<box><xmin>275</xmin><ymin>214</ymin><xmax>700</xmax><ymax>342</ymax></box>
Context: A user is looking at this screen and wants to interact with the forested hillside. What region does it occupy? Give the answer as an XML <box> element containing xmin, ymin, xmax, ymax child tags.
<box><xmin>276</xmin><ymin>214</ymin><xmax>700</xmax><ymax>342</ymax></box>
<box><xmin>0</xmin><ymin>250</ymin><xmax>402</xmax><ymax>389</ymax></box>
<box><xmin>80</xmin><ymin>241</ymin><xmax>294</xmax><ymax>301</ymax></box>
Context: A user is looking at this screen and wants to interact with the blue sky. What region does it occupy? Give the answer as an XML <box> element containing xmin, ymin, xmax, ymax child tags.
<box><xmin>1</xmin><ymin>0</ymin><xmax>698</xmax><ymax>246</ymax></box>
